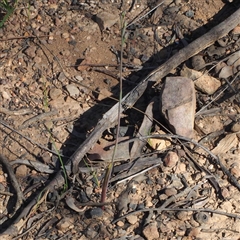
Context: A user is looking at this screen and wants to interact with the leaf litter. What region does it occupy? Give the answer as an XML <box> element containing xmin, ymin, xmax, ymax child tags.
<box><xmin>0</xmin><ymin>0</ymin><xmax>240</xmax><ymax>239</ymax></box>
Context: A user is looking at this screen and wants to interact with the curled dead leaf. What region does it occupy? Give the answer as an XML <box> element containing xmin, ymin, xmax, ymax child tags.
<box><xmin>65</xmin><ymin>196</ymin><xmax>86</xmax><ymax>213</ymax></box>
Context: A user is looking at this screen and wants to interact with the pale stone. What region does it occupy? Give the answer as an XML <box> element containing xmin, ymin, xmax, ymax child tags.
<box><xmin>142</xmin><ymin>223</ymin><xmax>159</xmax><ymax>240</ymax></box>
<box><xmin>181</xmin><ymin>67</ymin><xmax>221</xmax><ymax>95</ymax></box>
<box><xmin>95</xmin><ymin>11</ymin><xmax>119</xmax><ymax>31</ymax></box>
<box><xmin>161</xmin><ymin>77</ymin><xmax>196</xmax><ymax>138</ymax></box>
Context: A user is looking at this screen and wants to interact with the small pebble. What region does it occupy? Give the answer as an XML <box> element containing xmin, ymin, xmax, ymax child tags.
<box><xmin>40</xmin><ymin>26</ymin><xmax>49</xmax><ymax>33</ymax></box>
<box><xmin>194</xmin><ymin>212</ymin><xmax>209</xmax><ymax>224</ymax></box>
<box><xmin>142</xmin><ymin>223</ymin><xmax>159</xmax><ymax>240</ymax></box>
<box><xmin>62</xmin><ymin>32</ymin><xmax>69</xmax><ymax>39</ymax></box>
<box><xmin>126</xmin><ymin>215</ymin><xmax>138</xmax><ymax>224</ymax></box>
<box><xmin>58</xmin><ymin>72</ymin><xmax>66</xmax><ymax>82</ymax></box>
<box><xmin>165</xmin><ymin>187</ymin><xmax>177</xmax><ymax>196</ymax></box>
<box><xmin>116</xmin><ymin>221</ymin><xmax>125</xmax><ymax>227</ymax></box>
<box><xmin>24</xmin><ymin>46</ymin><xmax>37</xmax><ymax>58</ymax></box>
<box><xmin>231</xmin><ymin>122</ymin><xmax>240</xmax><ymax>132</ymax></box>
<box><xmin>49</xmin><ymin>88</ymin><xmax>62</xmax><ymax>100</ymax></box>
<box><xmin>90</xmin><ymin>207</ymin><xmax>103</xmax><ymax>218</ymax></box>
<box><xmin>176</xmin><ymin>211</ymin><xmax>189</xmax><ymax>221</ymax></box>
<box><xmin>132</xmin><ymin>58</ymin><xmax>142</xmax><ymax>65</ymax></box>
<box><xmin>56</xmin><ymin>217</ymin><xmax>74</xmax><ymax>232</ymax></box>
<box><xmin>191</xmin><ymin>55</ymin><xmax>205</xmax><ymax>71</ymax></box>
<box><xmin>75</xmin><ymin>75</ymin><xmax>83</xmax><ymax>81</ymax></box>
<box><xmin>163</xmin><ymin>151</ymin><xmax>179</xmax><ymax>168</ymax></box>
<box><xmin>41</xmin><ymin>151</ymin><xmax>52</xmax><ymax>164</ymax></box>
<box><xmin>15</xmin><ymin>165</ymin><xmax>28</xmax><ymax>177</ymax></box>
<box><xmin>185</xmin><ymin>10</ymin><xmax>195</xmax><ymax>18</ymax></box>
<box><xmin>86</xmin><ymin>186</ymin><xmax>93</xmax><ymax>196</ymax></box>
<box><xmin>65</xmin><ymin>84</ymin><xmax>80</xmax><ymax>98</ymax></box>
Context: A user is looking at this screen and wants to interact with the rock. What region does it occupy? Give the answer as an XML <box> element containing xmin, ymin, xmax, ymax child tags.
<box><xmin>49</xmin><ymin>88</ymin><xmax>62</xmax><ymax>100</ymax></box>
<box><xmin>126</xmin><ymin>215</ymin><xmax>138</xmax><ymax>225</ymax></box>
<box><xmin>163</xmin><ymin>151</ymin><xmax>179</xmax><ymax>168</ymax></box>
<box><xmin>218</xmin><ymin>66</ymin><xmax>233</xmax><ymax>79</ymax></box>
<box><xmin>207</xmin><ymin>45</ymin><xmax>226</xmax><ymax>57</ymax></box>
<box><xmin>159</xmin><ymin>194</ymin><xmax>168</xmax><ymax>201</ymax></box>
<box><xmin>58</xmin><ymin>72</ymin><xmax>66</xmax><ymax>82</ymax></box>
<box><xmin>148</xmin><ymin>130</ymin><xmax>171</xmax><ymax>150</ymax></box>
<box><xmin>95</xmin><ymin>11</ymin><xmax>119</xmax><ymax>31</ymax></box>
<box><xmin>62</xmin><ymin>32</ymin><xmax>69</xmax><ymax>39</ymax></box>
<box><xmin>194</xmin><ymin>212</ymin><xmax>209</xmax><ymax>224</ymax></box>
<box><xmin>49</xmin><ymin>95</ymin><xmax>65</xmax><ymax>109</ymax></box>
<box><xmin>231</xmin><ymin>122</ymin><xmax>240</xmax><ymax>132</ymax></box>
<box><xmin>145</xmin><ymin>197</ymin><xmax>153</xmax><ymax>207</ymax></box>
<box><xmin>75</xmin><ymin>75</ymin><xmax>83</xmax><ymax>81</ymax></box>
<box><xmin>41</xmin><ymin>151</ymin><xmax>52</xmax><ymax>164</ymax></box>
<box><xmin>24</xmin><ymin>45</ymin><xmax>37</xmax><ymax>58</ymax></box>
<box><xmin>165</xmin><ymin>187</ymin><xmax>177</xmax><ymax>196</ymax></box>
<box><xmin>116</xmin><ymin>221</ymin><xmax>125</xmax><ymax>227</ymax></box>
<box><xmin>56</xmin><ymin>217</ymin><xmax>74</xmax><ymax>232</ymax></box>
<box><xmin>226</xmin><ymin>50</ymin><xmax>240</xmax><ymax>65</ymax></box>
<box><xmin>161</xmin><ymin>77</ymin><xmax>196</xmax><ymax>138</ymax></box>
<box><xmin>177</xmin><ymin>211</ymin><xmax>189</xmax><ymax>221</ymax></box>
<box><xmin>40</xmin><ymin>26</ymin><xmax>49</xmax><ymax>33</ymax></box>
<box><xmin>133</xmin><ymin>58</ymin><xmax>142</xmax><ymax>65</ymax></box>
<box><xmin>15</xmin><ymin>165</ymin><xmax>28</xmax><ymax>177</ymax></box>
<box><xmin>214</xmin><ymin>62</ymin><xmax>226</xmax><ymax>75</ymax></box>
<box><xmin>65</xmin><ymin>84</ymin><xmax>80</xmax><ymax>98</ymax></box>
<box><xmin>185</xmin><ymin>10</ymin><xmax>195</xmax><ymax>18</ymax></box>
<box><xmin>86</xmin><ymin>186</ymin><xmax>93</xmax><ymax>196</ymax></box>
<box><xmin>191</xmin><ymin>55</ymin><xmax>205</xmax><ymax>70</ymax></box>
<box><xmin>181</xmin><ymin>67</ymin><xmax>221</xmax><ymax>95</ymax></box>
<box><xmin>90</xmin><ymin>208</ymin><xmax>103</xmax><ymax>218</ymax></box>
<box><xmin>142</xmin><ymin>223</ymin><xmax>159</xmax><ymax>240</ymax></box>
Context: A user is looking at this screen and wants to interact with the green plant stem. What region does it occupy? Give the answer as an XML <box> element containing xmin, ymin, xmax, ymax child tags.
<box><xmin>0</xmin><ymin>0</ymin><xmax>18</xmax><ymax>28</ymax></box>
<box><xmin>100</xmin><ymin>12</ymin><xmax>126</xmax><ymax>206</ymax></box>
<box><xmin>42</xmin><ymin>84</ymin><xmax>68</xmax><ymax>192</ymax></box>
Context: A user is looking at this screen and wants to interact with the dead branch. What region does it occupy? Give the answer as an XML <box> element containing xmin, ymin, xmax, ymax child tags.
<box><xmin>0</xmin><ymin>154</ymin><xmax>25</xmax><ymax>214</ymax></box>
<box><xmin>1</xmin><ymin>7</ymin><xmax>240</xmax><ymax>238</ymax></box>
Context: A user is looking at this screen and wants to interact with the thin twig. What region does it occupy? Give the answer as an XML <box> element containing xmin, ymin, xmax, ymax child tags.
<box><xmin>0</xmin><ymin>107</ymin><xmax>32</xmax><ymax>116</ymax></box>
<box><xmin>115</xmin><ymin>163</ymin><xmax>161</xmax><ymax>184</ymax></box>
<box><xmin>18</xmin><ymin>109</ymin><xmax>58</xmax><ymax>130</ymax></box>
<box><xmin>139</xmin><ymin>134</ymin><xmax>240</xmax><ymax>191</ymax></box>
<box><xmin>0</xmin><ymin>154</ymin><xmax>25</xmax><ymax>213</ymax></box>
<box><xmin>127</xmin><ymin>0</ymin><xmax>166</xmax><ymax>28</ymax></box>
<box><xmin>0</xmin><ymin>120</ymin><xmax>64</xmax><ymax>156</ymax></box>
<box><xmin>100</xmin><ymin>12</ymin><xmax>127</xmax><ymax>205</ymax></box>
<box><xmin>113</xmin><ymin>207</ymin><xmax>240</xmax><ymax>224</ymax></box>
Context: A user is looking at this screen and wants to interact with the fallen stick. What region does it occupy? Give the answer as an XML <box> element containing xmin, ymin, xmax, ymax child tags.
<box><xmin>1</xmin><ymin>7</ymin><xmax>240</xmax><ymax>238</ymax></box>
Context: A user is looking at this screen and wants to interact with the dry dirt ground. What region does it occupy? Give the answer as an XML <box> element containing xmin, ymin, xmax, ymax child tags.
<box><xmin>1</xmin><ymin>0</ymin><xmax>240</xmax><ymax>239</ymax></box>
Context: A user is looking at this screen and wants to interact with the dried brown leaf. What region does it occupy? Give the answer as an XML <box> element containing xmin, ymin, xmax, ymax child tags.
<box><xmin>130</xmin><ymin>101</ymin><xmax>154</xmax><ymax>158</ymax></box>
<box><xmin>212</xmin><ymin>133</ymin><xmax>238</xmax><ymax>155</ymax></box>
